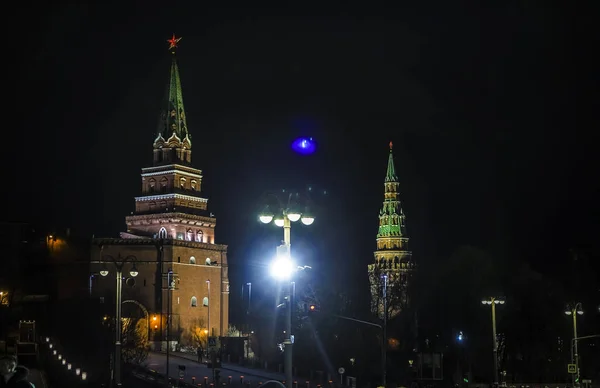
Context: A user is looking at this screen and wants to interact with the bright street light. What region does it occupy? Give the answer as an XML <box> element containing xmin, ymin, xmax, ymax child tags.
<box><xmin>270</xmin><ymin>256</ymin><xmax>295</xmax><ymax>281</ymax></box>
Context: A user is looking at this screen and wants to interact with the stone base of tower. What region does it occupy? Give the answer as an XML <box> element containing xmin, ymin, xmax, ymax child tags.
<box><xmin>368</xmin><ymin>260</ymin><xmax>414</xmax><ymax>320</ymax></box>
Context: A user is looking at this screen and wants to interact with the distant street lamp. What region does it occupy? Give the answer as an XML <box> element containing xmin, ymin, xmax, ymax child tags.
<box><xmin>99</xmin><ymin>254</ymin><xmax>138</xmax><ymax>387</ymax></box>
<box><xmin>481</xmin><ymin>297</ymin><xmax>505</xmax><ymax>386</ymax></box>
<box><xmin>565</xmin><ymin>302</ymin><xmax>583</xmax><ymax>387</ymax></box>
<box><xmin>259</xmin><ymin>192</ymin><xmax>315</xmax><ymax>388</ymax></box>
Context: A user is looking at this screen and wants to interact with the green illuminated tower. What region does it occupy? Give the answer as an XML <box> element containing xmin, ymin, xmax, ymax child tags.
<box><xmin>368</xmin><ymin>142</ymin><xmax>414</xmax><ymax>319</ymax></box>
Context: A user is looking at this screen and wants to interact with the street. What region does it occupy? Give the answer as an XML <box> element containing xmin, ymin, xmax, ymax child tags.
<box><xmin>146</xmin><ymin>352</ymin><xmax>285</xmax><ymax>385</ymax></box>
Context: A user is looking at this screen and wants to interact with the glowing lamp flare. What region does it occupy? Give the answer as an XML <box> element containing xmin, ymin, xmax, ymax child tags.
<box><xmin>270</xmin><ymin>256</ymin><xmax>295</xmax><ymax>280</ymax></box>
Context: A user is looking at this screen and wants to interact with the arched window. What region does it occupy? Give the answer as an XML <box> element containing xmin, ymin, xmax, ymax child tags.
<box><xmin>158</xmin><ymin>227</ymin><xmax>168</xmax><ymax>239</ymax></box>
<box><xmin>196</xmin><ymin>231</ymin><xmax>203</xmax><ymax>243</ymax></box>
<box><xmin>180</xmin><ymin>177</ymin><xmax>186</xmax><ymax>189</ymax></box>
<box><xmin>191</xmin><ymin>297</ymin><xmax>198</xmax><ymax>307</ymax></box>
<box><xmin>205</xmin><ymin>258</ymin><xmax>212</xmax><ymax>266</ymax></box>
<box><xmin>191</xmin><ymin>180</ymin><xmax>197</xmax><ymax>191</ymax></box>
<box><xmin>187</xmin><ymin>229</ymin><xmax>193</xmax><ymax>241</ymax></box>
<box><xmin>160</xmin><ymin>177</ymin><xmax>168</xmax><ymax>192</ymax></box>
<box><xmin>148</xmin><ymin>178</ymin><xmax>156</xmax><ymax>193</ymax></box>
<box><xmin>190</xmin><ymin>256</ymin><xmax>196</xmax><ymax>264</ymax></box>
<box><xmin>203</xmin><ymin>297</ymin><xmax>209</xmax><ymax>307</ymax></box>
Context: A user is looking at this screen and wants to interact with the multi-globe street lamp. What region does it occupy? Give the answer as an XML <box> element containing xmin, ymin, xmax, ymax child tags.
<box><xmin>99</xmin><ymin>254</ymin><xmax>138</xmax><ymax>387</ymax></box>
<box><xmin>481</xmin><ymin>296</ymin><xmax>505</xmax><ymax>387</ymax></box>
<box><xmin>259</xmin><ymin>194</ymin><xmax>315</xmax><ymax>388</ymax></box>
<box><xmin>565</xmin><ymin>302</ymin><xmax>583</xmax><ymax>387</ymax></box>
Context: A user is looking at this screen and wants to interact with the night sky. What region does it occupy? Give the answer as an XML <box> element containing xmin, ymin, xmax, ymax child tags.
<box><xmin>9</xmin><ymin>4</ymin><xmax>595</xmax><ymax>309</ymax></box>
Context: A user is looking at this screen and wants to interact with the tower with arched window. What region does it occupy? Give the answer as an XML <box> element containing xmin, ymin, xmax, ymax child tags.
<box><xmin>367</xmin><ymin>142</ymin><xmax>415</xmax><ymax>320</ymax></box>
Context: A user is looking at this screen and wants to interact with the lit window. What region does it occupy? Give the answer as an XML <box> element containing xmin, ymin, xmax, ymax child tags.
<box><xmin>190</xmin><ymin>256</ymin><xmax>196</xmax><ymax>264</ymax></box>
<box><xmin>203</xmin><ymin>297</ymin><xmax>209</xmax><ymax>307</ymax></box>
<box><xmin>196</xmin><ymin>231</ymin><xmax>203</xmax><ymax>242</ymax></box>
<box><xmin>191</xmin><ymin>180</ymin><xmax>197</xmax><ymax>191</ymax></box>
<box><xmin>191</xmin><ymin>297</ymin><xmax>197</xmax><ymax>307</ymax></box>
<box><xmin>180</xmin><ymin>177</ymin><xmax>186</xmax><ymax>189</ymax></box>
<box><xmin>158</xmin><ymin>227</ymin><xmax>168</xmax><ymax>239</ymax></box>
<box><xmin>187</xmin><ymin>229</ymin><xmax>193</xmax><ymax>241</ymax></box>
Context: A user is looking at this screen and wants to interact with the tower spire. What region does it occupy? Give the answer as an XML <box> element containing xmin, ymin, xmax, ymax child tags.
<box><xmin>154</xmin><ymin>34</ymin><xmax>192</xmax><ymax>164</ymax></box>
<box><xmin>385</xmin><ymin>141</ymin><xmax>397</xmax><ymax>182</ymax></box>
<box><xmin>154</xmin><ymin>34</ymin><xmax>192</xmax><ymax>165</ymax></box>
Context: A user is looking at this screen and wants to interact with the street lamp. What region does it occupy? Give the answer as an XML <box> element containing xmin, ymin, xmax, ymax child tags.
<box><xmin>481</xmin><ymin>297</ymin><xmax>505</xmax><ymax>387</ymax></box>
<box><xmin>98</xmin><ymin>254</ymin><xmax>138</xmax><ymax>387</ymax></box>
<box><xmin>565</xmin><ymin>302</ymin><xmax>583</xmax><ymax>387</ymax></box>
<box><xmin>259</xmin><ymin>192</ymin><xmax>315</xmax><ymax>388</ymax></box>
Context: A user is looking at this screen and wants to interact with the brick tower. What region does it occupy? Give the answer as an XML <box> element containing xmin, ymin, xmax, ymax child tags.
<box><xmin>368</xmin><ymin>142</ymin><xmax>414</xmax><ymax>320</ymax></box>
<box><xmin>92</xmin><ymin>36</ymin><xmax>229</xmax><ymax>349</ymax></box>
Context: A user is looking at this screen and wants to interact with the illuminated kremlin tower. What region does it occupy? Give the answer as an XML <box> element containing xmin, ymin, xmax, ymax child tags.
<box><xmin>91</xmin><ymin>35</ymin><xmax>229</xmax><ymax>348</ymax></box>
<box><xmin>368</xmin><ymin>142</ymin><xmax>414</xmax><ymax>320</ymax></box>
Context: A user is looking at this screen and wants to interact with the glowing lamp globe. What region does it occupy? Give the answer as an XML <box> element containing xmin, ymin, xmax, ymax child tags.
<box><xmin>301</xmin><ymin>215</ymin><xmax>315</xmax><ymax>225</ymax></box>
<box><xmin>259</xmin><ymin>214</ymin><xmax>273</xmax><ymax>224</ymax></box>
<box><xmin>274</xmin><ymin>218</ymin><xmax>285</xmax><ymax>227</ymax></box>
<box><xmin>270</xmin><ymin>256</ymin><xmax>295</xmax><ymax>281</ymax></box>
<box><xmin>291</xmin><ymin>137</ymin><xmax>317</xmax><ymax>155</ymax></box>
<box><xmin>286</xmin><ymin>212</ymin><xmax>301</xmax><ymax>222</ymax></box>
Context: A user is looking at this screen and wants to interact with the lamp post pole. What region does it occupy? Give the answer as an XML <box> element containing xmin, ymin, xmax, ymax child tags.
<box><xmin>491</xmin><ymin>300</ymin><xmax>498</xmax><ymax>387</ymax></box>
<box><xmin>283</xmin><ymin>215</ymin><xmax>293</xmax><ymax>388</ymax></box>
<box><xmin>166</xmin><ymin>269</ymin><xmax>174</xmax><ymax>387</ymax></box>
<box><xmin>565</xmin><ymin>303</ymin><xmax>583</xmax><ymax>388</ymax></box>
<box><xmin>115</xmin><ymin>266</ymin><xmax>123</xmax><ymax>387</ymax></box>
<box><xmin>259</xmin><ymin>192</ymin><xmax>315</xmax><ymax>388</ymax></box>
<box><xmin>481</xmin><ymin>297</ymin><xmax>505</xmax><ymax>387</ymax></box>
<box><xmin>382</xmin><ymin>274</ymin><xmax>388</xmax><ymax>387</ymax></box>
<box><xmin>99</xmin><ymin>253</ymin><xmax>138</xmax><ymax>388</ymax></box>
<box><xmin>207</xmin><ymin>280</ymin><xmax>211</xmax><ymax>336</ymax></box>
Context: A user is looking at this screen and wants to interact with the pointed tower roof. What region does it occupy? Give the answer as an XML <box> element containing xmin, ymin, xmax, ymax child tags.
<box><xmin>385</xmin><ymin>141</ymin><xmax>397</xmax><ymax>182</ymax></box>
<box><xmin>155</xmin><ymin>34</ymin><xmax>190</xmax><ymax>148</ymax></box>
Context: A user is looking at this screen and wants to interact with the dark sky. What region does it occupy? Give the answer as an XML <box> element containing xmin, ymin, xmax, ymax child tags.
<box><xmin>9</xmin><ymin>4</ymin><xmax>595</xmax><ymax>307</ymax></box>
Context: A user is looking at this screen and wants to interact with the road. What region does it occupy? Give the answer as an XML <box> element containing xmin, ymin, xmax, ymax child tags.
<box><xmin>146</xmin><ymin>352</ymin><xmax>285</xmax><ymax>385</ymax></box>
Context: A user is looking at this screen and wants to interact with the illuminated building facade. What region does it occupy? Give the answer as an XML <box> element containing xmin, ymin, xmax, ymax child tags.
<box><xmin>91</xmin><ymin>38</ymin><xmax>229</xmax><ymax>348</ymax></box>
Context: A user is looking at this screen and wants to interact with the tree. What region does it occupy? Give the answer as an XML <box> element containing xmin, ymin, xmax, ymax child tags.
<box><xmin>121</xmin><ymin>317</ymin><xmax>149</xmax><ymax>366</ymax></box>
<box><xmin>181</xmin><ymin>317</ymin><xmax>208</xmax><ymax>349</ymax></box>
<box><xmin>369</xmin><ymin>263</ymin><xmax>412</xmax><ymax>322</ymax></box>
<box><xmin>227</xmin><ymin>324</ymin><xmax>241</xmax><ymax>337</ymax></box>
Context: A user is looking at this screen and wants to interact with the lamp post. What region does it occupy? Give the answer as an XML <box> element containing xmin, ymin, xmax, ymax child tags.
<box><xmin>206</xmin><ymin>280</ymin><xmax>211</xmax><ymax>336</ymax></box>
<box><xmin>260</xmin><ymin>194</ymin><xmax>315</xmax><ymax>388</ymax></box>
<box><xmin>99</xmin><ymin>254</ymin><xmax>138</xmax><ymax>387</ymax></box>
<box><xmin>481</xmin><ymin>297</ymin><xmax>505</xmax><ymax>387</ymax></box>
<box><xmin>565</xmin><ymin>302</ymin><xmax>583</xmax><ymax>387</ymax></box>
<box><xmin>382</xmin><ymin>274</ymin><xmax>388</xmax><ymax>387</ymax></box>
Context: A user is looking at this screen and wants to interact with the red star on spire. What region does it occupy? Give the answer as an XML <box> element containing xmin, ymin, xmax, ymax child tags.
<box><xmin>167</xmin><ymin>33</ymin><xmax>182</xmax><ymax>50</ymax></box>
<box><xmin>389</xmin><ymin>141</ymin><xmax>393</xmax><ymax>150</ymax></box>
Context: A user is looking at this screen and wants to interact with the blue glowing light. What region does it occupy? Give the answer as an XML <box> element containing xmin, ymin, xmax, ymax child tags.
<box><xmin>291</xmin><ymin>137</ymin><xmax>317</xmax><ymax>155</ymax></box>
